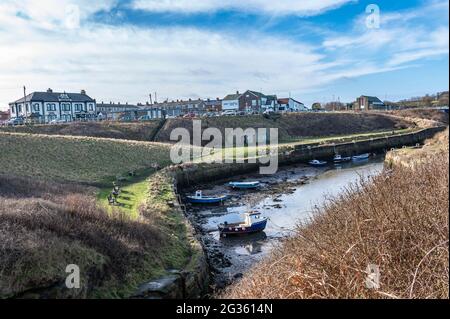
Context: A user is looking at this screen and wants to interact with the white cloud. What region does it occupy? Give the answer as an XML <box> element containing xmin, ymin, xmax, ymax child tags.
<box><xmin>0</xmin><ymin>0</ymin><xmax>448</xmax><ymax>109</ymax></box>
<box><xmin>131</xmin><ymin>0</ymin><xmax>355</xmax><ymax>16</ymax></box>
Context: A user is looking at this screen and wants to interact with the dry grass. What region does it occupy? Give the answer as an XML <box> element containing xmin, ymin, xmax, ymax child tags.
<box><xmin>156</xmin><ymin>112</ymin><xmax>411</xmax><ymax>143</ymax></box>
<box><xmin>223</xmin><ymin>135</ymin><xmax>449</xmax><ymax>299</ymax></box>
<box><xmin>0</xmin><ymin>121</ymin><xmax>162</xmax><ymax>141</ymax></box>
<box><xmin>0</xmin><ymin>173</ymin><xmax>191</xmax><ymax>298</ymax></box>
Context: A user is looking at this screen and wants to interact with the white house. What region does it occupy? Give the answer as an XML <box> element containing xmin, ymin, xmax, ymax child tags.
<box><xmin>9</xmin><ymin>88</ymin><xmax>96</xmax><ymax>123</ymax></box>
<box><xmin>222</xmin><ymin>92</ymin><xmax>242</xmax><ymax>111</ymax></box>
<box><xmin>277</xmin><ymin>98</ymin><xmax>308</xmax><ymax>112</ymax></box>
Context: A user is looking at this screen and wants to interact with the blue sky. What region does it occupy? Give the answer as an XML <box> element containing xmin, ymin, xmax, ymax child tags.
<box><xmin>0</xmin><ymin>0</ymin><xmax>448</xmax><ymax>108</ymax></box>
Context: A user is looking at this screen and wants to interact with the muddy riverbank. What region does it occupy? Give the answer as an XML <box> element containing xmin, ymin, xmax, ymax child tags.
<box><xmin>181</xmin><ymin>156</ymin><xmax>385</xmax><ymax>292</ymax></box>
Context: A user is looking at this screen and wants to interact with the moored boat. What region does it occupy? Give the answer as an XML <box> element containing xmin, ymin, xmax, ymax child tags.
<box><xmin>352</xmin><ymin>153</ymin><xmax>370</xmax><ymax>161</ymax></box>
<box><xmin>228</xmin><ymin>181</ymin><xmax>261</xmax><ymax>189</ymax></box>
<box><xmin>186</xmin><ymin>190</ymin><xmax>228</xmax><ymax>204</ymax></box>
<box><xmin>333</xmin><ymin>154</ymin><xmax>352</xmax><ymax>163</ymax></box>
<box><xmin>218</xmin><ymin>212</ymin><xmax>268</xmax><ymax>237</ymax></box>
<box><xmin>308</xmin><ymin>159</ymin><xmax>328</xmax><ymax>166</ymax></box>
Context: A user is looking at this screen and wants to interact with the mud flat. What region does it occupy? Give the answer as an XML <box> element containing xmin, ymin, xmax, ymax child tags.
<box><xmin>180</xmin><ymin>156</ymin><xmax>385</xmax><ymax>291</ymax></box>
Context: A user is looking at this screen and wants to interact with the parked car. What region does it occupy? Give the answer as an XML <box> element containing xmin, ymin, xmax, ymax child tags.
<box><xmin>237</xmin><ymin>111</ymin><xmax>246</xmax><ymax>116</ymax></box>
<box><xmin>221</xmin><ymin>110</ymin><xmax>237</xmax><ymax>116</ymax></box>
<box><xmin>49</xmin><ymin>119</ymin><xmax>67</xmax><ymax>125</ymax></box>
<box><xmin>6</xmin><ymin>117</ymin><xmax>24</xmax><ymax>126</ymax></box>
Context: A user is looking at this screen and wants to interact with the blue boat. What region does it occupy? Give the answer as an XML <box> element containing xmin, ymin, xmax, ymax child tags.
<box><xmin>352</xmin><ymin>153</ymin><xmax>370</xmax><ymax>161</ymax></box>
<box><xmin>308</xmin><ymin>159</ymin><xmax>328</xmax><ymax>166</ymax></box>
<box><xmin>186</xmin><ymin>190</ymin><xmax>228</xmax><ymax>204</ymax></box>
<box><xmin>218</xmin><ymin>212</ymin><xmax>267</xmax><ymax>237</ymax></box>
<box><xmin>228</xmin><ymin>181</ymin><xmax>261</xmax><ymax>189</ymax></box>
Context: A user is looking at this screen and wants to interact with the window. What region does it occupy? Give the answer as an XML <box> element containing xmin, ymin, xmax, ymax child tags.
<box><xmin>18</xmin><ymin>105</ymin><xmax>22</xmax><ymax>112</ymax></box>
<box><xmin>33</xmin><ymin>103</ymin><xmax>40</xmax><ymax>112</ymax></box>
<box><xmin>75</xmin><ymin>104</ymin><xmax>81</xmax><ymax>111</ymax></box>
<box><xmin>88</xmin><ymin>103</ymin><xmax>94</xmax><ymax>111</ymax></box>
<box><xmin>47</xmin><ymin>103</ymin><xmax>56</xmax><ymax>111</ymax></box>
<box><xmin>62</xmin><ymin>103</ymin><xmax>71</xmax><ymax>111</ymax></box>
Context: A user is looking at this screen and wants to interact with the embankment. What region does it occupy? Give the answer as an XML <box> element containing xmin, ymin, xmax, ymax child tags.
<box><xmin>0</xmin><ymin>121</ymin><xmax>162</xmax><ymax>141</ymax></box>
<box><xmin>221</xmin><ymin>129</ymin><xmax>449</xmax><ymax>299</ymax></box>
<box><xmin>155</xmin><ymin>112</ymin><xmax>411</xmax><ymax>143</ymax></box>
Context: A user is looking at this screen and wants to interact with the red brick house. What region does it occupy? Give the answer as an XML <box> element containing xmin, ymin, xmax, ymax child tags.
<box><xmin>0</xmin><ymin>110</ymin><xmax>10</xmax><ymax>122</ymax></box>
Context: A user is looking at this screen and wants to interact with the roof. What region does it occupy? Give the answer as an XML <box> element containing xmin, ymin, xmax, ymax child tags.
<box><xmin>223</xmin><ymin>94</ymin><xmax>242</xmax><ymax>101</ymax></box>
<box><xmin>11</xmin><ymin>91</ymin><xmax>95</xmax><ymax>104</ymax></box>
<box><xmin>278</xmin><ymin>97</ymin><xmax>304</xmax><ymax>105</ymax></box>
<box><xmin>361</xmin><ymin>96</ymin><xmax>383</xmax><ymax>104</ymax></box>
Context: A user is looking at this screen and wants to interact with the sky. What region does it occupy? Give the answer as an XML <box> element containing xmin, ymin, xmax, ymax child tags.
<box><xmin>0</xmin><ymin>0</ymin><xmax>448</xmax><ymax>109</ymax></box>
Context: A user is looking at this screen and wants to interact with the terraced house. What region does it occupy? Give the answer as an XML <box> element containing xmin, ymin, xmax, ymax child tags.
<box><xmin>9</xmin><ymin>89</ymin><xmax>96</xmax><ymax>123</ymax></box>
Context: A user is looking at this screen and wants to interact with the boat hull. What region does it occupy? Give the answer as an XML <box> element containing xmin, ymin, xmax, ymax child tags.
<box><xmin>228</xmin><ymin>182</ymin><xmax>260</xmax><ymax>189</ymax></box>
<box><xmin>352</xmin><ymin>153</ymin><xmax>370</xmax><ymax>161</ymax></box>
<box><xmin>219</xmin><ymin>219</ymin><xmax>267</xmax><ymax>236</ymax></box>
<box><xmin>186</xmin><ymin>196</ymin><xmax>228</xmax><ymax>204</ymax></box>
<box><xmin>334</xmin><ymin>157</ymin><xmax>351</xmax><ymax>163</ymax></box>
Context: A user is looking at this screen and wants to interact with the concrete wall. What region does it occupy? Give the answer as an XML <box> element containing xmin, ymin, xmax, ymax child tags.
<box><xmin>174</xmin><ymin>126</ymin><xmax>447</xmax><ymax>188</ymax></box>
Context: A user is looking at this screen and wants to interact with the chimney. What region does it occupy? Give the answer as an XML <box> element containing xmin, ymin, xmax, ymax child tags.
<box><xmin>80</xmin><ymin>89</ymin><xmax>86</xmax><ymax>95</ymax></box>
<box><xmin>189</xmin><ymin>98</ymin><xmax>192</xmax><ymax>101</ymax></box>
<box><xmin>47</xmin><ymin>88</ymin><xmax>53</xmax><ymax>93</ymax></box>
<box><xmin>207</xmin><ymin>98</ymin><xmax>210</xmax><ymax>102</ymax></box>
<box><xmin>217</xmin><ymin>97</ymin><xmax>220</xmax><ymax>100</ymax></box>
<box><xmin>236</xmin><ymin>90</ymin><xmax>239</xmax><ymax>95</ymax></box>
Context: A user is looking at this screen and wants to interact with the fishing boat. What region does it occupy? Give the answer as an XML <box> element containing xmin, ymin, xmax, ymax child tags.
<box><xmin>333</xmin><ymin>154</ymin><xmax>352</xmax><ymax>163</ymax></box>
<box><xmin>308</xmin><ymin>159</ymin><xmax>328</xmax><ymax>166</ymax></box>
<box><xmin>228</xmin><ymin>181</ymin><xmax>261</xmax><ymax>189</ymax></box>
<box><xmin>352</xmin><ymin>153</ymin><xmax>370</xmax><ymax>161</ymax></box>
<box><xmin>218</xmin><ymin>212</ymin><xmax>268</xmax><ymax>237</ymax></box>
<box><xmin>186</xmin><ymin>190</ymin><xmax>228</xmax><ymax>204</ymax></box>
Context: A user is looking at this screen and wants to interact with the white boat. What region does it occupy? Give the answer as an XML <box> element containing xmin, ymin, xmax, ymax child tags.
<box><xmin>352</xmin><ymin>153</ymin><xmax>370</xmax><ymax>161</ymax></box>
<box><xmin>308</xmin><ymin>159</ymin><xmax>328</xmax><ymax>166</ymax></box>
<box><xmin>333</xmin><ymin>154</ymin><xmax>352</xmax><ymax>163</ymax></box>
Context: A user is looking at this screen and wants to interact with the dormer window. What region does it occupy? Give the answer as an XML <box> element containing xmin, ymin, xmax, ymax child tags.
<box><xmin>59</xmin><ymin>93</ymin><xmax>70</xmax><ymax>100</ymax></box>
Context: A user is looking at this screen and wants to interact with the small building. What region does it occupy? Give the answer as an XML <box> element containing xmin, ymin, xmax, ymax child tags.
<box><xmin>277</xmin><ymin>98</ymin><xmax>307</xmax><ymax>112</ymax></box>
<box><xmin>355</xmin><ymin>95</ymin><xmax>385</xmax><ymax>111</ymax></box>
<box><xmin>9</xmin><ymin>89</ymin><xmax>96</xmax><ymax>123</ymax></box>
<box><xmin>154</xmin><ymin>98</ymin><xmax>205</xmax><ymax>117</ymax></box>
<box><xmin>96</xmin><ymin>102</ymin><xmax>140</xmax><ymax>120</ymax></box>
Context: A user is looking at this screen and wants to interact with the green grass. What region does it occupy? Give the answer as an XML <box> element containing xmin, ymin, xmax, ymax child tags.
<box><xmin>0</xmin><ymin>132</ymin><xmax>172</xmax><ymax>186</ymax></box>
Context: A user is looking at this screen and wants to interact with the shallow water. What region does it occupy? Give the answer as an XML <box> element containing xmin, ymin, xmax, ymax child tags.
<box><xmin>184</xmin><ymin>156</ymin><xmax>385</xmax><ymax>287</ymax></box>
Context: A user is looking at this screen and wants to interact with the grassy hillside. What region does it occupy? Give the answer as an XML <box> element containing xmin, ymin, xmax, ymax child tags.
<box><xmin>223</xmin><ymin>130</ymin><xmax>449</xmax><ymax>299</ymax></box>
<box><xmin>156</xmin><ymin>112</ymin><xmax>411</xmax><ymax>143</ymax></box>
<box><xmin>0</xmin><ymin>132</ymin><xmax>171</xmax><ymax>185</ymax></box>
<box><xmin>0</xmin><ymin>121</ymin><xmax>162</xmax><ymax>141</ymax></box>
<box><xmin>0</xmin><ymin>173</ymin><xmax>193</xmax><ymax>298</ymax></box>
<box><xmin>386</xmin><ymin>108</ymin><xmax>449</xmax><ymax>125</ymax></box>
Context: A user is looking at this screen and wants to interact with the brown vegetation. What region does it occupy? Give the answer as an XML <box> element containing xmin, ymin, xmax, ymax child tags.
<box><xmin>387</xmin><ymin>108</ymin><xmax>449</xmax><ymax>125</ymax></box>
<box><xmin>155</xmin><ymin>113</ymin><xmax>411</xmax><ymax>143</ymax></box>
<box><xmin>0</xmin><ymin>121</ymin><xmax>162</xmax><ymax>141</ymax></box>
<box><xmin>0</xmin><ymin>173</ymin><xmax>191</xmax><ymax>298</ymax></box>
<box><xmin>223</xmin><ymin>132</ymin><xmax>449</xmax><ymax>299</ymax></box>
